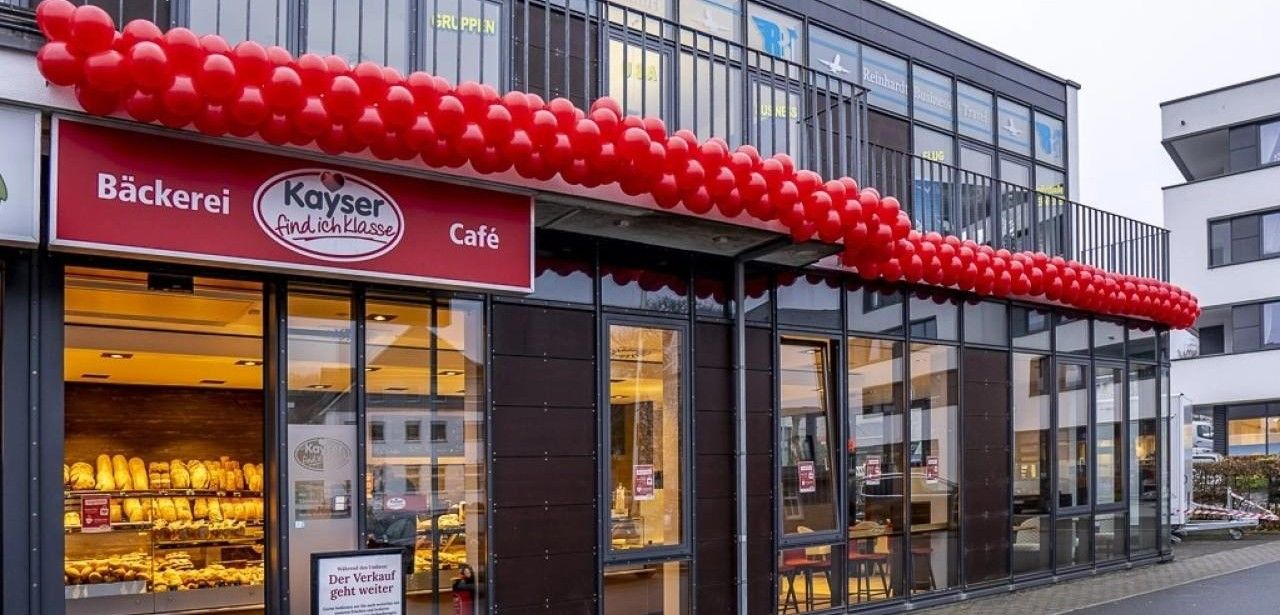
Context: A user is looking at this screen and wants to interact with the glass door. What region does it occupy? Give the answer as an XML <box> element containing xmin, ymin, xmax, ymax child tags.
<box><xmin>1054</xmin><ymin>360</ymin><xmax>1091</xmax><ymax>571</ymax></box>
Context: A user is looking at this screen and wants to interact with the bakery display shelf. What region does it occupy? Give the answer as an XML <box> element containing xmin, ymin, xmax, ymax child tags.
<box><xmin>65</xmin><ymin>489</ymin><xmax>263</xmax><ymax>499</ymax></box>
<box><xmin>419</xmin><ymin>526</ymin><xmax>466</xmax><ymax>537</ymax></box>
<box><xmin>65</xmin><ymin>522</ymin><xmax>152</xmax><ymax>534</ymax></box>
<box><xmin>153</xmin><ymin>536</ymin><xmax>264</xmax><ymax>550</ymax></box>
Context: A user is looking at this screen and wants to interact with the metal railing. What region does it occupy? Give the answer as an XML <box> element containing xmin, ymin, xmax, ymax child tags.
<box><xmin>7</xmin><ymin>0</ymin><xmax>1170</xmax><ymax>280</ymax></box>
<box><xmin>866</xmin><ymin>144</ymin><xmax>1170</xmax><ymax>280</ymax></box>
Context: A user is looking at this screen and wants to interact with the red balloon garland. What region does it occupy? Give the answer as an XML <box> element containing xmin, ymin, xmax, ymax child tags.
<box><xmin>30</xmin><ymin>0</ymin><xmax>1199</xmax><ymax>328</ymax></box>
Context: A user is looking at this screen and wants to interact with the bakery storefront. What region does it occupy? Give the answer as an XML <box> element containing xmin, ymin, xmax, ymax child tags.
<box><xmin>2</xmin><ymin>6</ymin><xmax>1198</xmax><ymax>615</ymax></box>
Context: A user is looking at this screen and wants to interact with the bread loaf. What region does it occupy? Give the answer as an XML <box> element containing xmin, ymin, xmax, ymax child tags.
<box><xmin>158</xmin><ymin>498</ymin><xmax>177</xmax><ymax>522</ymax></box>
<box><xmin>109</xmin><ymin>500</ymin><xmax>123</xmax><ymax>524</ymax></box>
<box><xmin>170</xmin><ymin>460</ymin><xmax>190</xmax><ymax>489</ymax></box>
<box><xmin>64</xmin><ymin>464</ymin><xmax>70</xmax><ymax>487</ymax></box>
<box><xmin>187</xmin><ymin>460</ymin><xmax>208</xmax><ymax>490</ymax></box>
<box><xmin>231</xmin><ymin>502</ymin><xmax>246</xmax><ymax>522</ymax></box>
<box><xmin>193</xmin><ymin>497</ymin><xmax>208</xmax><ymax>520</ymax></box>
<box><xmin>95</xmin><ymin>455</ymin><xmax>116</xmax><ymax>491</ymax></box>
<box><xmin>124</xmin><ymin>498</ymin><xmax>144</xmax><ymax>523</ymax></box>
<box><xmin>205</xmin><ymin>461</ymin><xmax>225</xmax><ymax>491</ymax></box>
<box><xmin>69</xmin><ymin>462</ymin><xmax>95</xmax><ymax>490</ymax></box>
<box><xmin>175</xmin><ymin>497</ymin><xmax>193</xmax><ymax>522</ymax></box>
<box><xmin>128</xmin><ymin>457</ymin><xmax>148</xmax><ymax>491</ymax></box>
<box><xmin>112</xmin><ymin>455</ymin><xmax>132</xmax><ymax>491</ymax></box>
<box><xmin>206</xmin><ymin>497</ymin><xmax>223</xmax><ymax>522</ymax></box>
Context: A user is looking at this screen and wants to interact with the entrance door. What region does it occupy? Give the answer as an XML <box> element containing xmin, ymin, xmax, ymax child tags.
<box><xmin>286</xmin><ymin>289</ymin><xmax>359</xmax><ymax>614</ymax></box>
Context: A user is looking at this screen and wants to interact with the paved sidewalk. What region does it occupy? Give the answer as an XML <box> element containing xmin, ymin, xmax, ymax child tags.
<box><xmin>920</xmin><ymin>538</ymin><xmax>1280</xmax><ymax>615</ymax></box>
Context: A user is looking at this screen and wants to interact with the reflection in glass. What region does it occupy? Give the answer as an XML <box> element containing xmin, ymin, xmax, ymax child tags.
<box><xmin>609</xmin><ymin>38</ymin><xmax>666</xmax><ymax>118</ymax></box>
<box><xmin>1130</xmin><ymin>366</ymin><xmax>1159</xmax><ymax>554</ymax></box>
<box><xmin>1057</xmin><ymin>363</ymin><xmax>1089</xmax><ymax>509</ymax></box>
<box><xmin>847</xmin><ymin>337</ymin><xmax>904</xmax><ymax>603</ymax></box>
<box><xmin>287</xmin><ymin>290</ymin><xmax>357</xmax><ymax>615</ymax></box>
<box><xmin>1055</xmin><ymin>514</ymin><xmax>1092</xmax><ymax>569</ymax></box>
<box><xmin>908</xmin><ymin>344</ymin><xmax>960</xmax><ymax>593</ymax></box>
<box><xmin>188</xmin><ymin>0</ymin><xmax>286</xmax><ymax>46</ymax></box>
<box><xmin>1056</xmin><ymin>315</ymin><xmax>1089</xmax><ymax>355</ymax></box>
<box><xmin>1095</xmin><ymin>366</ymin><xmax>1124</xmax><ymax>506</ymax></box>
<box><xmin>601</xmin><ymin>249</ymin><xmax>689</xmax><ymax>314</ymax></box>
<box><xmin>1095</xmin><ymin>512</ymin><xmax>1126</xmax><ymax>562</ymax></box>
<box><xmin>965</xmin><ymin>301</ymin><xmax>1008</xmax><ymax>345</ymax></box>
<box><xmin>778</xmin><ymin>544</ymin><xmax>843</xmax><ymax>612</ymax></box>
<box><xmin>679</xmin><ymin>52</ymin><xmax>743</xmax><ymax>148</ymax></box>
<box><xmin>609</xmin><ymin>325</ymin><xmax>684</xmax><ymax>551</ymax></box>
<box><xmin>1128</xmin><ymin>325</ymin><xmax>1156</xmax><ymax>361</ymax></box>
<box><xmin>909</xmin><ymin>293</ymin><xmax>959</xmax><ymax>341</ymax></box>
<box><xmin>1012</xmin><ymin>354</ymin><xmax>1052</xmax><ymax>575</ymax></box>
<box><xmin>1012</xmin><ymin>305</ymin><xmax>1051</xmax><ymax>350</ymax></box>
<box><xmin>604</xmin><ymin>560</ymin><xmax>690</xmax><ymax>615</ymax></box>
<box><xmin>848</xmin><ymin>281</ymin><xmax>903</xmax><ymax>335</ymax></box>
<box><xmin>1094</xmin><ymin>320</ymin><xmax>1125</xmax><ymax>358</ymax></box>
<box><xmin>364</xmin><ymin>297</ymin><xmax>487</xmax><ymax>613</ymax></box>
<box><xmin>776</xmin><ymin>273</ymin><xmax>841</xmax><ymax>328</ymax></box>
<box><xmin>530</xmin><ymin>233</ymin><xmax>594</xmax><ymax>303</ymax></box>
<box><xmin>306</xmin><ymin>0</ymin><xmax>411</xmax><ymax>72</ymax></box>
<box><xmin>780</xmin><ymin>340</ymin><xmax>837</xmax><ymax>534</ymax></box>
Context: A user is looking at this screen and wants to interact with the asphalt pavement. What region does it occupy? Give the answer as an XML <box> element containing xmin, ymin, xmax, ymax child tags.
<box><xmin>1068</xmin><ymin>560</ymin><xmax>1280</xmax><ymax>614</ymax></box>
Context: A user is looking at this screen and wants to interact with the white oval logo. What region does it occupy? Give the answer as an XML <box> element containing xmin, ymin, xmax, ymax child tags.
<box><xmin>386</xmin><ymin>497</ymin><xmax>406</xmax><ymax>511</ymax></box>
<box><xmin>293</xmin><ymin>437</ymin><xmax>352</xmax><ymax>472</ymax></box>
<box><xmin>253</xmin><ymin>169</ymin><xmax>404</xmax><ymax>262</ymax></box>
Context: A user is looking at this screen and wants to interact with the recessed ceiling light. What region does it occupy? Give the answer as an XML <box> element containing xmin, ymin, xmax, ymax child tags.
<box><xmin>385</xmin><ymin>386</ymin><xmax>409</xmax><ymax>392</ymax></box>
<box><xmin>101</xmin><ymin>352</ymin><xmax>133</xmax><ymax>359</ymax></box>
<box><xmin>308</xmin><ymin>384</ymin><xmax>332</xmax><ymax>390</ymax></box>
<box><xmin>368</xmin><ymin>313</ymin><xmax>397</xmax><ymax>322</ymax></box>
<box><xmin>440</xmin><ymin>370</ymin><xmax>463</xmax><ymax>377</ymax></box>
<box><xmin>365</xmin><ymin>366</ymin><xmax>382</xmax><ymax>372</ymax></box>
<box><xmin>235</xmin><ymin>359</ymin><xmax>262</xmax><ymax>366</ymax></box>
<box><xmin>81</xmin><ymin>373</ymin><xmax>110</xmax><ymax>380</ymax></box>
<box><xmin>455</xmin><ymin>389</ymin><xmax>466</xmax><ymax>394</ymax></box>
<box><xmin>200</xmin><ymin>379</ymin><xmax>226</xmax><ymax>385</ymax></box>
<box><xmin>611</xmin><ymin>394</ymin><xmax>626</xmax><ymax>400</ymax></box>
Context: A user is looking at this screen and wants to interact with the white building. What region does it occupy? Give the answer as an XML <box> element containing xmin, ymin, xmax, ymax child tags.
<box><xmin>1162</xmin><ymin>74</ymin><xmax>1280</xmax><ymax>456</ymax></box>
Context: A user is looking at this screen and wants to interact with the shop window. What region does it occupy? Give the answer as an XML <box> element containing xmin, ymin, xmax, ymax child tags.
<box><xmin>603</xmin><ymin>560</ymin><xmax>690</xmax><ymax>615</ymax></box>
<box><xmin>912</xmin><ymin>66</ymin><xmax>954</xmax><ymax>131</ymax></box>
<box><xmin>1228</xmin><ymin>418</ymin><xmax>1266</xmax><ymax>456</ymax></box>
<box><xmin>187</xmin><ymin>0</ymin><xmax>286</xmax><ymax>46</ymax></box>
<box><xmin>862</xmin><ymin>47</ymin><xmax>909</xmax><ymax>116</ymax></box>
<box><xmin>364</xmin><ymin>296</ymin><xmax>487</xmax><ymax>614</ymax></box>
<box><xmin>1129</xmin><ymin>366</ymin><xmax>1159</xmax><ymax>554</ymax></box>
<box><xmin>1011</xmin><ymin>305</ymin><xmax>1051</xmax><ymax>350</ymax></box>
<box><xmin>1012</xmin><ymin>353</ymin><xmax>1052</xmax><ymax>575</ymax></box>
<box><xmin>1057</xmin><ymin>363</ymin><xmax>1090</xmax><ymax>509</ymax></box>
<box><xmin>847</xmin><ymin>337</ymin><xmax>905</xmax><ymax>603</ymax></box>
<box><xmin>612</xmin><ymin>0</ymin><xmax>672</xmax><ymax>20</ymax></box>
<box><xmin>63</xmin><ymin>267</ymin><xmax>266</xmax><ymax>614</ymax></box>
<box><xmin>529</xmin><ymin>231</ymin><xmax>594</xmax><ymax>304</ymax></box>
<box><xmin>608</xmin><ymin>324</ymin><xmax>686</xmax><ymax>552</ymax></box>
<box><xmin>601</xmin><ymin>246</ymin><xmax>690</xmax><ymax>315</ymax></box>
<box><xmin>907</xmin><ymin>343</ymin><xmax>960</xmax><ymax>593</ymax></box>
<box><xmin>680</xmin><ymin>0</ymin><xmax>742</xmax><ymax>42</ymax></box>
<box><xmin>307</xmin><ymin>0</ymin><xmax>412</xmax><ymax>74</ymax></box>
<box><xmin>1035</xmin><ymin>166</ymin><xmax>1065</xmax><ymax>198</ymax></box>
<box><xmin>997</xmin><ymin>98</ymin><xmax>1031</xmax><ymax>156</ymax></box>
<box><xmin>608</xmin><ymin>38</ymin><xmax>668</xmax><ymax>118</ymax></box>
<box><xmin>912</xmin><ymin>126</ymin><xmax>955</xmax><ymax>232</ymax></box>
<box><xmin>743</xmin><ymin>266</ymin><xmax>772</xmax><ymax>323</ymax></box>
<box><xmin>1128</xmin><ymin>325</ymin><xmax>1157</xmax><ymax>362</ymax></box>
<box><xmin>964</xmin><ymin>300</ymin><xmax>1008</xmax><ymax>346</ymax></box>
<box><xmin>693</xmin><ymin>259</ymin><xmax>731</xmax><ymax>319</ymax></box>
<box><xmin>779</xmin><ymin>339</ymin><xmax>838</xmax><ymax>534</ymax></box>
<box><xmin>1094</xmin><ymin>366</ymin><xmax>1124</xmax><ymax>506</ymax></box>
<box><xmin>1094</xmin><ymin>320</ymin><xmax>1125</xmax><ymax>358</ymax></box>
<box><xmin>1094</xmin><ymin>512</ymin><xmax>1126</xmax><ymax>563</ymax></box>
<box><xmin>776</xmin><ymin>272</ymin><xmax>841</xmax><ymax>329</ymax></box>
<box><xmin>777</xmin><ymin>543</ymin><xmax>844</xmax><ymax>612</ymax></box>
<box><xmin>848</xmin><ymin>280</ymin><xmax>904</xmax><ymax>335</ymax></box>
<box><xmin>1055</xmin><ymin>314</ymin><xmax>1089</xmax><ymax>355</ymax></box>
<box><xmin>958</xmin><ymin>82</ymin><xmax>993</xmax><ymax>144</ymax></box>
<box><xmin>908</xmin><ymin>292</ymin><xmax>959</xmax><ymax>341</ymax></box>
<box><xmin>1034</xmin><ymin>112</ymin><xmax>1065</xmax><ymax>168</ymax></box>
<box><xmin>1054</xmin><ymin>513</ymin><xmax>1092</xmax><ymax>569</ymax></box>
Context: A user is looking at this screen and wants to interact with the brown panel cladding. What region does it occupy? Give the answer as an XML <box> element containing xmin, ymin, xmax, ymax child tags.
<box><xmin>492</xmin><ymin>504</ymin><xmax>597</xmax><ymax>558</ymax></box>
<box><xmin>492</xmin><ymin>552</ymin><xmax>597</xmax><ymax>607</ymax></box>
<box><xmin>696</xmin><ymin>323</ymin><xmax>737</xmax><ymax>612</ymax></box>
<box><xmin>492</xmin><ymin>304</ymin><xmax>595</xmax><ymax>359</ymax></box>
<box><xmin>962</xmin><ymin>348</ymin><xmax>1012</xmax><ymax>584</ymax></box>
<box><xmin>491</xmin><ymin>356</ymin><xmax>595</xmax><ymax>408</ymax></box>
<box><xmin>492</xmin><ymin>406</ymin><xmax>596</xmax><ymax>458</ymax></box>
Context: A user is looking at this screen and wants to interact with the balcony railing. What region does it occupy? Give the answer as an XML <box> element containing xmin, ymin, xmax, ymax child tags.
<box><xmin>5</xmin><ymin>0</ymin><xmax>1170</xmax><ymax>280</ymax></box>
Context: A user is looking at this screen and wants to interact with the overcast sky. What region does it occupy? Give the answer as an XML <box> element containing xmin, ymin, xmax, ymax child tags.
<box><xmin>887</xmin><ymin>0</ymin><xmax>1280</xmax><ymax>225</ymax></box>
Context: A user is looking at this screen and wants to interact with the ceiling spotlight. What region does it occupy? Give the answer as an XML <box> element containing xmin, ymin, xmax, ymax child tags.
<box><xmin>307</xmin><ymin>384</ymin><xmax>332</xmax><ymax>390</ymax></box>
<box><xmin>611</xmin><ymin>394</ymin><xmax>626</xmax><ymax>400</ymax></box>
<box><xmin>365</xmin><ymin>366</ymin><xmax>382</xmax><ymax>372</ymax></box>
<box><xmin>101</xmin><ymin>352</ymin><xmax>133</xmax><ymax>359</ymax></box>
<box><xmin>385</xmin><ymin>386</ymin><xmax>409</xmax><ymax>392</ymax></box>
<box><xmin>235</xmin><ymin>359</ymin><xmax>262</xmax><ymax>366</ymax></box>
<box><xmin>200</xmin><ymin>379</ymin><xmax>226</xmax><ymax>385</ymax></box>
<box><xmin>440</xmin><ymin>370</ymin><xmax>463</xmax><ymax>377</ymax></box>
<box><xmin>368</xmin><ymin>313</ymin><xmax>397</xmax><ymax>322</ymax></box>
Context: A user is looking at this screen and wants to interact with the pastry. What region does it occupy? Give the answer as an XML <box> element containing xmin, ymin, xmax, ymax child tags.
<box><xmin>205</xmin><ymin>461</ymin><xmax>225</xmax><ymax>491</ymax></box>
<box><xmin>207</xmin><ymin>497</ymin><xmax>223</xmax><ymax>522</ymax></box>
<box><xmin>95</xmin><ymin>455</ymin><xmax>116</xmax><ymax>491</ymax></box>
<box><xmin>69</xmin><ymin>462</ymin><xmax>95</xmax><ymax>490</ymax></box>
<box><xmin>124</xmin><ymin>498</ymin><xmax>145</xmax><ymax>523</ymax></box>
<box><xmin>193</xmin><ymin>497</ymin><xmax>208</xmax><ymax>520</ymax></box>
<box><xmin>129</xmin><ymin>457</ymin><xmax>149</xmax><ymax>490</ymax></box>
<box><xmin>170</xmin><ymin>459</ymin><xmax>190</xmax><ymax>489</ymax></box>
<box><xmin>158</xmin><ymin>497</ymin><xmax>177</xmax><ymax>522</ymax></box>
<box><xmin>64</xmin><ymin>511</ymin><xmax>80</xmax><ymax>528</ymax></box>
<box><xmin>187</xmin><ymin>460</ymin><xmax>208</xmax><ymax>490</ymax></box>
<box><xmin>175</xmin><ymin>497</ymin><xmax>193</xmax><ymax>522</ymax></box>
<box><xmin>112</xmin><ymin>455</ymin><xmax>132</xmax><ymax>491</ymax></box>
<box><xmin>109</xmin><ymin>500</ymin><xmax>123</xmax><ymax>524</ymax></box>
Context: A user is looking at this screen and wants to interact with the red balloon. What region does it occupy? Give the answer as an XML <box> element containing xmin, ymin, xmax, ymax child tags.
<box><xmin>652</xmin><ymin>174</ymin><xmax>681</xmax><ymax>209</ymax></box>
<box><xmin>323</xmin><ymin>75</ymin><xmax>363</xmax><ymax>122</ymax></box>
<box><xmin>349</xmin><ymin>107</ymin><xmax>386</xmax><ymax>145</ymax></box>
<box><xmin>69</xmin><ymin>5</ymin><xmax>116</xmax><ymax>55</ymax></box>
<box><xmin>296</xmin><ymin>53</ymin><xmax>331</xmax><ymax>95</ymax></box>
<box><xmin>161</xmin><ymin>75</ymin><xmax>204</xmax><ymax>121</ymax></box>
<box><xmin>82</xmin><ymin>50</ymin><xmax>128</xmax><ymax>93</ymax></box>
<box><xmin>36</xmin><ymin>41</ymin><xmax>81</xmax><ymax>86</ymax></box>
<box><xmin>120</xmin><ymin>19</ymin><xmax>164</xmax><ymax>48</ymax></box>
<box><xmin>315</xmin><ymin>124</ymin><xmax>348</xmax><ymax>155</ymax></box>
<box><xmin>232</xmin><ymin>41</ymin><xmax>272</xmax><ymax>85</ymax></box>
<box><xmin>431</xmin><ymin>95</ymin><xmax>467</xmax><ymax>138</ymax></box>
<box><xmin>195</xmin><ymin>53</ymin><xmax>239</xmax><ymax>103</ymax></box>
<box><xmin>353</xmin><ymin>61</ymin><xmax>388</xmax><ymax>103</ymax></box>
<box><xmin>264</xmin><ymin>65</ymin><xmax>305</xmax><ymax>113</ymax></box>
<box><xmin>543</xmin><ymin>133</ymin><xmax>574</xmax><ymax>170</ymax></box>
<box><xmin>74</xmin><ymin>84</ymin><xmax>121</xmax><ymax>116</ymax></box>
<box><xmin>403</xmin><ymin>116</ymin><xmax>438</xmax><ymax>153</ymax></box>
<box><xmin>290</xmin><ymin>96</ymin><xmax>330</xmax><ymax>137</ymax></box>
<box><xmin>683</xmin><ymin>187</ymin><xmax>714</xmax><ymax>214</ymax></box>
<box><xmin>125</xmin><ymin>42</ymin><xmax>172</xmax><ymax>93</ymax></box>
<box><xmin>323</xmin><ymin>54</ymin><xmax>349</xmax><ymax>76</ymax></box>
<box><xmin>618</xmin><ymin>127</ymin><xmax>651</xmax><ymax>158</ymax></box>
<box><xmin>162</xmin><ymin>28</ymin><xmax>203</xmax><ymax>74</ymax></box>
<box><xmin>588</xmin><ymin>107</ymin><xmax>620</xmax><ymax>140</ymax></box>
<box><xmin>818</xmin><ymin>210</ymin><xmax>843</xmax><ymax>243</ymax></box>
<box><xmin>36</xmin><ymin>0</ymin><xmax>76</xmax><ymax>42</ymax></box>
<box><xmin>259</xmin><ymin>114</ymin><xmax>292</xmax><ymax>146</ymax></box>
<box><xmin>528</xmin><ymin>109</ymin><xmax>558</xmax><ymax>146</ymax></box>
<box><xmin>548</xmin><ymin>97</ymin><xmax>579</xmax><ymax>129</ymax></box>
<box><xmin>483</xmin><ymin>104</ymin><xmax>515</xmax><ymax>145</ymax></box>
<box><xmin>378</xmin><ymin>85</ymin><xmax>416</xmax><ymax>130</ymax></box>
<box><xmin>717</xmin><ymin>189</ymin><xmax>744</xmax><ymax>218</ymax></box>
<box><xmin>124</xmin><ymin>91</ymin><xmax>161</xmax><ymax>123</ymax></box>
<box><xmin>266</xmin><ymin>45</ymin><xmax>293</xmax><ymax>68</ymax></box>
<box><xmin>191</xmin><ymin>33</ymin><xmax>229</xmax><ymax>55</ymax></box>
<box><xmin>571</xmin><ymin>118</ymin><xmax>600</xmax><ymax>157</ymax></box>
<box><xmin>230</xmin><ymin>85</ymin><xmax>269</xmax><ymax>127</ymax></box>
<box><xmin>193</xmin><ymin>104</ymin><xmax>230</xmax><ymax>136</ymax></box>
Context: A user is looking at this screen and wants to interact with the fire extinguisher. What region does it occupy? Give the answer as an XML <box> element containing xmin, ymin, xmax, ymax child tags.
<box><xmin>451</xmin><ymin>564</ymin><xmax>476</xmax><ymax>615</ymax></box>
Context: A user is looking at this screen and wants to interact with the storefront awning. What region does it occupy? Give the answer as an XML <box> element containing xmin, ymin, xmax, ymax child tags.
<box><xmin>31</xmin><ymin>0</ymin><xmax>1199</xmax><ymax>328</ymax></box>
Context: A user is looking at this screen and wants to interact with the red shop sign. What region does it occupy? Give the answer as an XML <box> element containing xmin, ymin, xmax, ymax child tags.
<box><xmin>50</xmin><ymin>118</ymin><xmax>533</xmax><ymax>292</ymax></box>
<box><xmin>80</xmin><ymin>495</ymin><xmax>111</xmax><ymax>533</ymax></box>
<box><xmin>797</xmin><ymin>461</ymin><xmax>816</xmax><ymax>494</ymax></box>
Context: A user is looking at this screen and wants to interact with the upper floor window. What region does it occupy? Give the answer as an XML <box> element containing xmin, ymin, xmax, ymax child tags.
<box><xmin>1208</xmin><ymin>209</ymin><xmax>1280</xmax><ymax>267</ymax></box>
<box><xmin>1261</xmin><ymin>120</ymin><xmax>1280</xmax><ymax>165</ymax></box>
<box><xmin>188</xmin><ymin>1</ymin><xmax>287</xmax><ymax>47</ymax></box>
<box><xmin>746</xmin><ymin>3</ymin><xmax>802</xmax><ymax>63</ymax></box>
<box><xmin>862</xmin><ymin>47</ymin><xmax>909</xmax><ymax>116</ymax></box>
<box><xmin>997</xmin><ymin>98</ymin><xmax>1032</xmax><ymax>156</ymax></box>
<box><xmin>1183</xmin><ymin>300</ymin><xmax>1280</xmax><ymax>358</ymax></box>
<box><xmin>1034</xmin><ymin>112</ymin><xmax>1065</xmax><ymax>168</ymax></box>
<box><xmin>912</xmin><ymin>66</ymin><xmax>954</xmax><ymax>131</ymax></box>
<box><xmin>680</xmin><ymin>0</ymin><xmax>742</xmax><ymax>43</ymax></box>
<box><xmin>808</xmin><ymin>25</ymin><xmax>859</xmax><ymax>83</ymax></box>
<box><xmin>306</xmin><ymin>0</ymin><xmax>412</xmax><ymax>73</ymax></box>
<box><xmin>957</xmin><ymin>82</ymin><xmax>993</xmax><ymax>144</ymax></box>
